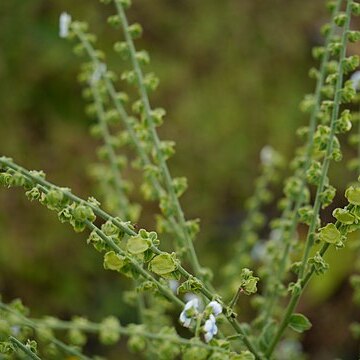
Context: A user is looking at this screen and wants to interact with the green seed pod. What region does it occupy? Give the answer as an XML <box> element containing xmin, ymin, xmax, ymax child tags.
<box><xmin>127</xmin><ymin>235</ymin><xmax>151</xmax><ymax>254</ymax></box>
<box><xmin>182</xmin><ymin>346</ymin><xmax>209</xmax><ymax>360</ymax></box>
<box><xmin>107</xmin><ymin>15</ymin><xmax>121</xmax><ymax>27</ymax></box>
<box><xmin>103</xmin><ymin>251</ymin><xmax>126</xmax><ymax>271</ymax></box>
<box><xmin>68</xmin><ymin>326</ymin><xmax>86</xmax><ymax>346</ymax></box>
<box><xmin>149</xmin><ymin>253</ymin><xmax>177</xmax><ymax>276</ymax></box>
<box><xmin>143</xmin><ymin>72</ymin><xmax>159</xmax><ymax>91</ymax></box>
<box><xmin>348</xmin><ymin>30</ymin><xmax>360</xmax><ymax>43</ymax></box>
<box><xmin>346</xmin><ymin>186</ymin><xmax>360</xmax><ymax>205</ymax></box>
<box><xmin>135</xmin><ymin>50</ymin><xmax>150</xmax><ymax>65</ymax></box>
<box><xmin>334</xmin><ymin>13</ymin><xmax>347</xmax><ymax>27</ymax></box>
<box><xmin>128</xmin><ymin>335</ymin><xmax>146</xmax><ymax>353</ymax></box>
<box><xmin>128</xmin><ymin>23</ymin><xmax>143</xmax><ymax>39</ymax></box>
<box><xmin>0</xmin><ymin>172</ymin><xmax>12</xmax><ymax>187</ymax></box>
<box><xmin>99</xmin><ymin>316</ymin><xmax>121</xmax><ymax>345</ymax></box>
<box><xmin>25</xmin><ymin>187</ymin><xmax>41</xmax><ymax>201</ymax></box>
<box><xmin>113</xmin><ymin>41</ymin><xmax>129</xmax><ymax>59</ymax></box>
<box><xmin>352</xmin><ymin>2</ymin><xmax>360</xmax><ymax>16</ymax></box>
<box><xmin>72</xmin><ymin>204</ymin><xmax>96</xmax><ymax>222</ymax></box>
<box><xmin>333</xmin><ymin>208</ymin><xmax>355</xmax><ymax>224</ymax></box>
<box><xmin>44</xmin><ymin>189</ymin><xmax>65</xmax><ymax>210</ymax></box>
<box><xmin>318</xmin><ymin>223</ymin><xmax>341</xmax><ymax>244</ymax></box>
<box><xmin>172</xmin><ymin>177</ymin><xmax>188</xmax><ymax>198</ymax></box>
<box><xmin>343</xmin><ymin>55</ymin><xmax>360</xmax><ymax>74</ymax></box>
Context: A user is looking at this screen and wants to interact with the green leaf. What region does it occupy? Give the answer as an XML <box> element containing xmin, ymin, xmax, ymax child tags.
<box><xmin>288</xmin><ymin>313</ymin><xmax>312</xmax><ymax>333</ymax></box>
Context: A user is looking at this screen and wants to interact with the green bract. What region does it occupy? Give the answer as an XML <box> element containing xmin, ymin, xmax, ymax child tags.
<box><xmin>72</xmin><ymin>204</ymin><xmax>96</xmax><ymax>222</ymax></box>
<box><xmin>149</xmin><ymin>253</ymin><xmax>177</xmax><ymax>276</ymax></box>
<box><xmin>182</xmin><ymin>346</ymin><xmax>209</xmax><ymax>360</ymax></box>
<box><xmin>127</xmin><ymin>235</ymin><xmax>150</xmax><ymax>254</ymax></box>
<box><xmin>345</xmin><ymin>186</ymin><xmax>360</xmax><ymax>205</ymax></box>
<box><xmin>99</xmin><ymin>316</ymin><xmax>121</xmax><ymax>345</ymax></box>
<box><xmin>318</xmin><ymin>223</ymin><xmax>341</xmax><ymax>244</ymax></box>
<box><xmin>333</xmin><ymin>208</ymin><xmax>355</xmax><ymax>224</ymax></box>
<box><xmin>239</xmin><ymin>268</ymin><xmax>259</xmax><ymax>295</ymax></box>
<box><xmin>103</xmin><ymin>251</ymin><xmax>126</xmax><ymax>271</ymax></box>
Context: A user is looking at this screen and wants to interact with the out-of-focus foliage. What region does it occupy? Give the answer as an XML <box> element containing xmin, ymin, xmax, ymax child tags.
<box><xmin>1</xmin><ymin>1</ymin><xmax>359</xmax><ymax>359</ymax></box>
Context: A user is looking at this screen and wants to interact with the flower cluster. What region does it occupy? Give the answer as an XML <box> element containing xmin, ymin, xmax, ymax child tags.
<box><xmin>179</xmin><ymin>299</ymin><xmax>223</xmax><ymax>343</ymax></box>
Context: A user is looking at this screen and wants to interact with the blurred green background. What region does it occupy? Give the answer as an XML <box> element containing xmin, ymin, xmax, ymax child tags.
<box><xmin>0</xmin><ymin>0</ymin><xmax>359</xmax><ymax>359</ymax></box>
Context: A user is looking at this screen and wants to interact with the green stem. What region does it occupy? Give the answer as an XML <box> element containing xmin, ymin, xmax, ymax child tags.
<box><xmin>0</xmin><ymin>298</ymin><xmax>240</xmax><ymax>355</ymax></box>
<box><xmin>9</xmin><ymin>336</ymin><xmax>42</xmax><ymax>360</ymax></box>
<box><xmin>1</xmin><ymin>304</ymin><xmax>91</xmax><ymax>360</ymax></box>
<box><xmin>265</xmin><ymin>242</ymin><xmax>330</xmax><ymax>358</ymax></box>
<box><xmin>262</xmin><ymin>0</ymin><xmax>343</xmax><ymax>322</ymax></box>
<box><xmin>358</xmin><ymin>103</ymin><xmax>360</xmax><ymax>176</ymax></box>
<box><xmin>298</xmin><ymin>0</ymin><xmax>352</xmax><ymax>279</ymax></box>
<box><xmin>74</xmin><ymin>27</ymin><xmax>214</xmax><ymax>291</ymax></box>
<box><xmin>90</xmin><ymin>81</ymin><xmax>130</xmax><ymax>219</ymax></box>
<box><xmin>0</xmin><ymin>157</ymin><xmax>262</xmax><ymax>356</ymax></box>
<box><xmin>113</xmin><ymin>1</ymin><xmax>203</xmax><ymax>279</ymax></box>
<box><xmin>266</xmin><ymin>2</ymin><xmax>353</xmax><ymax>354</ymax></box>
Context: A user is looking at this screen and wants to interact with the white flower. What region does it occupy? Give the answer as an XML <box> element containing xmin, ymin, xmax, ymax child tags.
<box><xmin>260</xmin><ymin>145</ymin><xmax>274</xmax><ymax>165</ymax></box>
<box><xmin>203</xmin><ymin>314</ymin><xmax>218</xmax><ymax>343</ymax></box>
<box><xmin>179</xmin><ymin>298</ymin><xmax>199</xmax><ymax>328</ymax></box>
<box><xmin>59</xmin><ymin>12</ymin><xmax>71</xmax><ymax>38</ymax></box>
<box><xmin>207</xmin><ymin>301</ymin><xmax>222</xmax><ymax>316</ymax></box>
<box><xmin>350</xmin><ymin>71</ymin><xmax>360</xmax><ymax>91</ymax></box>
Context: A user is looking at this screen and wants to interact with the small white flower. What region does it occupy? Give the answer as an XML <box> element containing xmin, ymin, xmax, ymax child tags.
<box><xmin>59</xmin><ymin>12</ymin><xmax>71</xmax><ymax>38</ymax></box>
<box><xmin>179</xmin><ymin>298</ymin><xmax>199</xmax><ymax>328</ymax></box>
<box><xmin>203</xmin><ymin>314</ymin><xmax>218</xmax><ymax>343</ymax></box>
<box><xmin>207</xmin><ymin>301</ymin><xmax>222</xmax><ymax>316</ymax></box>
<box><xmin>260</xmin><ymin>145</ymin><xmax>274</xmax><ymax>165</ymax></box>
<box><xmin>350</xmin><ymin>71</ymin><xmax>360</xmax><ymax>91</ymax></box>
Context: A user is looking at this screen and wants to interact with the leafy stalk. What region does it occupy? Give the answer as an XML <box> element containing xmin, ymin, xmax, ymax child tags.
<box><xmin>266</xmin><ymin>1</ymin><xmax>354</xmax><ymax>355</ymax></box>
<box><xmin>8</xmin><ymin>337</ymin><xmax>42</xmax><ymax>360</ymax></box>
<box><xmin>89</xmin><ymin>79</ymin><xmax>130</xmax><ymax>219</ymax></box>
<box><xmin>112</xmin><ymin>0</ymin><xmax>204</xmax><ymax>279</ymax></box>
<box><xmin>0</xmin><ymin>157</ymin><xmax>263</xmax><ymax>358</ymax></box>
<box><xmin>261</xmin><ymin>0</ymin><xmax>343</xmax><ymax>322</ymax></box>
